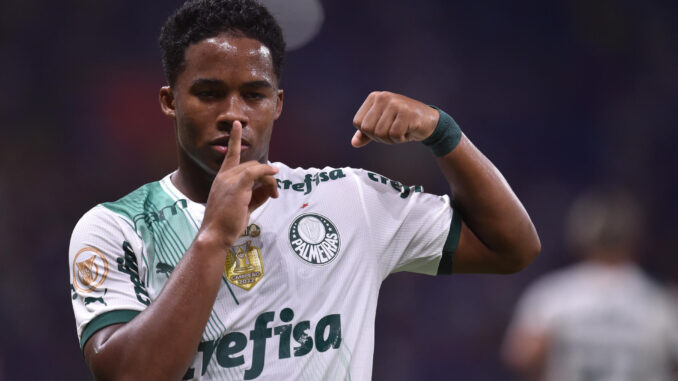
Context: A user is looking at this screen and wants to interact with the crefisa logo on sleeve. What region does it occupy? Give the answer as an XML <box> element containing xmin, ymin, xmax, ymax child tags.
<box><xmin>73</xmin><ymin>246</ymin><xmax>109</xmax><ymax>292</ymax></box>
<box><xmin>288</xmin><ymin>214</ymin><xmax>340</xmax><ymax>265</ymax></box>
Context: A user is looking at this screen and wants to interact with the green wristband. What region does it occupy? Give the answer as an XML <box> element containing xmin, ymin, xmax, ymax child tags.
<box><xmin>422</xmin><ymin>105</ymin><xmax>462</xmax><ymax>157</ymax></box>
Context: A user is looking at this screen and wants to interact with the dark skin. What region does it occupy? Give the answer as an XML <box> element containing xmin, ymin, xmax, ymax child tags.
<box><xmin>83</xmin><ymin>32</ymin><xmax>540</xmax><ymax>380</ymax></box>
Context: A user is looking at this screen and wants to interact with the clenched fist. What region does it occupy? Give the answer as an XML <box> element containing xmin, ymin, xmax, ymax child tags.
<box><xmin>351</xmin><ymin>91</ymin><xmax>440</xmax><ymax>147</ymax></box>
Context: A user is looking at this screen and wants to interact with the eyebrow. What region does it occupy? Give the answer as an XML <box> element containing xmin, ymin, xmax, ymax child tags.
<box><xmin>190</xmin><ymin>78</ymin><xmax>273</xmax><ymax>89</ymax></box>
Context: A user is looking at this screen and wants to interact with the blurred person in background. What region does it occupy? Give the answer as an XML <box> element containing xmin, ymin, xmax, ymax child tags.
<box><xmin>503</xmin><ymin>187</ymin><xmax>678</xmax><ymax>381</ymax></box>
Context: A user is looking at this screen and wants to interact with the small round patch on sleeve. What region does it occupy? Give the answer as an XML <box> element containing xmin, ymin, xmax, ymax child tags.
<box><xmin>72</xmin><ymin>247</ymin><xmax>109</xmax><ymax>293</ymax></box>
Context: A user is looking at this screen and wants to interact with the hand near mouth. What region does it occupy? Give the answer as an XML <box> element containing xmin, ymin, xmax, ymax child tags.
<box><xmin>201</xmin><ymin>120</ymin><xmax>279</xmax><ymax>247</ymax></box>
<box><xmin>210</xmin><ymin>131</ymin><xmax>250</xmax><ymax>155</ymax></box>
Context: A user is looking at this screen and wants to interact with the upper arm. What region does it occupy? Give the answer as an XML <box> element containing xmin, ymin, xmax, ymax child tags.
<box><xmin>83</xmin><ymin>324</ymin><xmax>125</xmax><ymax>380</ymax></box>
<box><xmin>452</xmin><ymin>220</ymin><xmax>530</xmax><ymax>274</ymax></box>
<box><xmin>433</xmin><ymin>134</ymin><xmax>541</xmax><ymax>274</ymax></box>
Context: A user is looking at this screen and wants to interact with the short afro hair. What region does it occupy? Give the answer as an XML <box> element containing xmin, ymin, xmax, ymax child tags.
<box><xmin>159</xmin><ymin>0</ymin><xmax>286</xmax><ymax>87</ymax></box>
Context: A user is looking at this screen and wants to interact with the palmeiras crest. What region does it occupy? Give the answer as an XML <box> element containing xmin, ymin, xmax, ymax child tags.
<box><xmin>288</xmin><ymin>213</ymin><xmax>341</xmax><ymax>265</ymax></box>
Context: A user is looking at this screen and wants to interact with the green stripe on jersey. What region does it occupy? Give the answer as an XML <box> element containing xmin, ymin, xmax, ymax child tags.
<box><xmin>80</xmin><ymin>309</ymin><xmax>140</xmax><ymax>350</ymax></box>
<box><xmin>102</xmin><ymin>181</ymin><xmax>199</xmax><ymax>291</ymax></box>
<box><xmin>437</xmin><ymin>210</ymin><xmax>462</xmax><ymax>275</ymax></box>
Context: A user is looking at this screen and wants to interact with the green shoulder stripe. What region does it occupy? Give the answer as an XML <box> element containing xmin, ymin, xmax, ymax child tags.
<box><xmin>80</xmin><ymin>309</ymin><xmax>141</xmax><ymax>350</ymax></box>
<box><xmin>101</xmin><ymin>181</ymin><xmax>172</xmax><ymax>225</ymax></box>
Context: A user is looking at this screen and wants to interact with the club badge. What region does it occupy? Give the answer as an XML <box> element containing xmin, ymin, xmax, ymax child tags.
<box><xmin>289</xmin><ymin>213</ymin><xmax>341</xmax><ymax>265</ymax></box>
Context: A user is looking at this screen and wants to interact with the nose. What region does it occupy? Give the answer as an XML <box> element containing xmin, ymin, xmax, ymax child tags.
<box><xmin>216</xmin><ymin>94</ymin><xmax>248</xmax><ymax>131</ymax></box>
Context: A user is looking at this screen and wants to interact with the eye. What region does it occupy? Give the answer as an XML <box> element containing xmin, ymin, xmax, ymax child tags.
<box><xmin>244</xmin><ymin>92</ymin><xmax>265</xmax><ymax>100</ymax></box>
<box><xmin>196</xmin><ymin>90</ymin><xmax>223</xmax><ymax>100</ymax></box>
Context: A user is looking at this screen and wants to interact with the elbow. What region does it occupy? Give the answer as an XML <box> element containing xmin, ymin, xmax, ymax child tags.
<box><xmin>88</xmin><ymin>343</ymin><xmax>175</xmax><ymax>381</ymax></box>
<box><xmin>508</xmin><ymin>234</ymin><xmax>541</xmax><ymax>274</ymax></box>
<box><xmin>496</xmin><ymin>233</ymin><xmax>541</xmax><ymax>274</ymax></box>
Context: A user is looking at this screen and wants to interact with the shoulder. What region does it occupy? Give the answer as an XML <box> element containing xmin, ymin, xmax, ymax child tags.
<box><xmin>271</xmin><ymin>162</ymin><xmax>357</xmax><ymax>193</ymax></box>
<box><xmin>271</xmin><ymin>162</ymin><xmax>429</xmax><ymax>200</ymax></box>
<box><xmin>627</xmin><ymin>266</ymin><xmax>677</xmax><ymax>307</ymax></box>
<box><xmin>70</xmin><ymin>176</ymin><xmax>171</xmax><ymax>250</ymax></box>
<box><xmin>99</xmin><ymin>177</ymin><xmax>173</xmax><ymax>221</ymax></box>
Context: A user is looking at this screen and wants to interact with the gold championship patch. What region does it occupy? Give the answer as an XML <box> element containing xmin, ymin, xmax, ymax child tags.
<box><xmin>224</xmin><ymin>240</ymin><xmax>264</xmax><ymax>290</ymax></box>
<box><xmin>72</xmin><ymin>247</ymin><xmax>109</xmax><ymax>293</ymax></box>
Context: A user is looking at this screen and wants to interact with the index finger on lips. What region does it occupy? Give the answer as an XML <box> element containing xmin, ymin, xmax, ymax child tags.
<box><xmin>222</xmin><ymin>120</ymin><xmax>242</xmax><ymax>171</ymax></box>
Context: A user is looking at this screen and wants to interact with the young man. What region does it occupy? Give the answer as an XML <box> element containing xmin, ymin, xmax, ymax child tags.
<box><xmin>69</xmin><ymin>0</ymin><xmax>540</xmax><ymax>379</ymax></box>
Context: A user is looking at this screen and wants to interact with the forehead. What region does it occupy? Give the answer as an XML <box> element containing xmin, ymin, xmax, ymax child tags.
<box><xmin>180</xmin><ymin>33</ymin><xmax>276</xmax><ymax>85</ymax></box>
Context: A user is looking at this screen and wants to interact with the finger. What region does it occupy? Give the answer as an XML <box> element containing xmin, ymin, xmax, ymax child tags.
<box><xmin>351</xmin><ymin>130</ymin><xmax>372</xmax><ymax>148</ymax></box>
<box><xmin>222</xmin><ymin>120</ymin><xmax>242</xmax><ymax>171</ymax></box>
<box><xmin>257</xmin><ymin>172</ymin><xmax>279</xmax><ymax>199</ymax></box>
<box><xmin>374</xmin><ymin>105</ymin><xmax>398</xmax><ymax>144</ymax></box>
<box><xmin>240</xmin><ymin>163</ymin><xmax>279</xmax><ymax>184</ymax></box>
<box><xmin>227</xmin><ymin>159</ymin><xmax>261</xmax><ymax>176</ymax></box>
<box><xmin>359</xmin><ymin>102</ymin><xmax>383</xmax><ymax>141</ymax></box>
<box><xmin>249</xmin><ymin>175</ymin><xmax>279</xmax><ymax>213</ymax></box>
<box><xmin>389</xmin><ymin>112</ymin><xmax>409</xmax><ymax>143</ymax></box>
<box><xmin>352</xmin><ymin>92</ymin><xmax>376</xmax><ymax>129</ymax></box>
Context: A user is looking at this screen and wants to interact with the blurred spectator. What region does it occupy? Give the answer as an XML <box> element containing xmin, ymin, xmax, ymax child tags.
<box><xmin>502</xmin><ymin>188</ymin><xmax>678</xmax><ymax>380</ymax></box>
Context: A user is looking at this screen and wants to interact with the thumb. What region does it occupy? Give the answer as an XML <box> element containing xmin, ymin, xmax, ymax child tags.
<box><xmin>351</xmin><ymin>130</ymin><xmax>372</xmax><ymax>148</ymax></box>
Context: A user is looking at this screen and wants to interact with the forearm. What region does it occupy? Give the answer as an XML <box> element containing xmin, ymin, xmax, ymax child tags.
<box><xmin>437</xmin><ymin>134</ymin><xmax>540</xmax><ymax>273</ymax></box>
<box><xmin>87</xmin><ymin>233</ymin><xmax>228</xmax><ymax>381</ymax></box>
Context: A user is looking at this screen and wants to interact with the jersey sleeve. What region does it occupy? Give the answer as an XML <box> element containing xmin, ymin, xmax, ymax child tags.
<box><xmin>350</xmin><ymin>168</ymin><xmax>461</xmax><ymax>279</ymax></box>
<box><xmin>68</xmin><ymin>205</ymin><xmax>150</xmax><ymax>350</ymax></box>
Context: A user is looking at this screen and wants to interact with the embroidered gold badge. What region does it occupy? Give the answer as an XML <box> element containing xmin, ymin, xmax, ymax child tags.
<box><xmin>224</xmin><ymin>240</ymin><xmax>264</xmax><ymax>290</ymax></box>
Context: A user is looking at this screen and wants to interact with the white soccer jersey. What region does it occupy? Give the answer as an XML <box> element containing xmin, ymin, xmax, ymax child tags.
<box><xmin>69</xmin><ymin>162</ymin><xmax>460</xmax><ymax>380</ymax></box>
<box><xmin>506</xmin><ymin>262</ymin><xmax>678</xmax><ymax>381</ymax></box>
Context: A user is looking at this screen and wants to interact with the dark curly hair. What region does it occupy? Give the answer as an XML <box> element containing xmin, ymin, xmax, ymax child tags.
<box><xmin>159</xmin><ymin>0</ymin><xmax>286</xmax><ymax>87</ymax></box>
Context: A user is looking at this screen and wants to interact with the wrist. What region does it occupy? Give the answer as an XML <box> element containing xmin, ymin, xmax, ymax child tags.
<box><xmin>422</xmin><ymin>105</ymin><xmax>462</xmax><ymax>157</ymax></box>
<box><xmin>193</xmin><ymin>229</ymin><xmax>233</xmax><ymax>255</ymax></box>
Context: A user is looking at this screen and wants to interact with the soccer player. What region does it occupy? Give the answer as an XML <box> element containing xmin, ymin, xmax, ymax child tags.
<box><xmin>503</xmin><ymin>188</ymin><xmax>678</xmax><ymax>381</ymax></box>
<box><xmin>69</xmin><ymin>0</ymin><xmax>540</xmax><ymax>379</ymax></box>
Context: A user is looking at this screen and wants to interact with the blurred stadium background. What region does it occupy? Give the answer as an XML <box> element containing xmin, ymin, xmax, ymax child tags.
<box><xmin>1</xmin><ymin>0</ymin><xmax>677</xmax><ymax>379</ymax></box>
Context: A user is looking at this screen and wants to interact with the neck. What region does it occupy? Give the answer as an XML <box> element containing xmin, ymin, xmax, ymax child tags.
<box><xmin>172</xmin><ymin>148</ymin><xmax>215</xmax><ymax>204</ymax></box>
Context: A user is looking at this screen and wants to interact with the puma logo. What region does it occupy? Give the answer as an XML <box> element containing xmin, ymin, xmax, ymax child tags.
<box><xmin>84</xmin><ymin>288</ymin><xmax>108</xmax><ymax>306</ymax></box>
<box><xmin>156</xmin><ymin>262</ymin><xmax>175</xmax><ymax>277</ymax></box>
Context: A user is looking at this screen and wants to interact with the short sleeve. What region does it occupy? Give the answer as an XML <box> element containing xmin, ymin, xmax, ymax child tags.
<box><xmin>68</xmin><ymin>205</ymin><xmax>150</xmax><ymax>350</ymax></box>
<box><xmin>351</xmin><ymin>169</ymin><xmax>460</xmax><ymax>278</ymax></box>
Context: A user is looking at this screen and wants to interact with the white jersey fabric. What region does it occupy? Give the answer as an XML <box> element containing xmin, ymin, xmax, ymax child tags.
<box><xmin>506</xmin><ymin>262</ymin><xmax>678</xmax><ymax>381</ymax></box>
<box><xmin>69</xmin><ymin>162</ymin><xmax>460</xmax><ymax>380</ymax></box>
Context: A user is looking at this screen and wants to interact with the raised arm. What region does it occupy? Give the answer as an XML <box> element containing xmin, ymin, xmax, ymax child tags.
<box><xmin>83</xmin><ymin>122</ymin><xmax>279</xmax><ymax>380</ymax></box>
<box><xmin>352</xmin><ymin>91</ymin><xmax>540</xmax><ymax>274</ymax></box>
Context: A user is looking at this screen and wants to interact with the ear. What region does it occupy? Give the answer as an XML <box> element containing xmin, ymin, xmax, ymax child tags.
<box><xmin>274</xmin><ymin>89</ymin><xmax>284</xmax><ymax>120</ymax></box>
<box><xmin>159</xmin><ymin>86</ymin><xmax>176</xmax><ymax>118</ymax></box>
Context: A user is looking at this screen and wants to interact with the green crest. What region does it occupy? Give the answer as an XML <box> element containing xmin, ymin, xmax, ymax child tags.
<box><xmin>289</xmin><ymin>213</ymin><xmax>341</xmax><ymax>265</ymax></box>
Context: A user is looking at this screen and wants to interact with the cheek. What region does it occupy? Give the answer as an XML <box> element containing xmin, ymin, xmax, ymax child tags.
<box><xmin>175</xmin><ymin>114</ymin><xmax>203</xmax><ymax>152</ymax></box>
<box><xmin>175</xmin><ymin>101</ymin><xmax>209</xmax><ymax>147</ymax></box>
